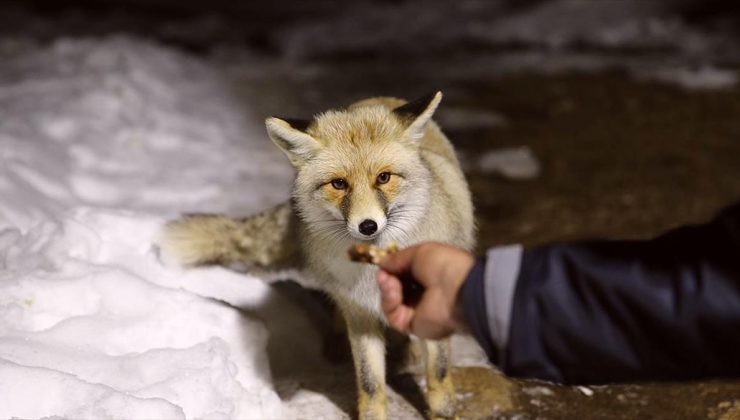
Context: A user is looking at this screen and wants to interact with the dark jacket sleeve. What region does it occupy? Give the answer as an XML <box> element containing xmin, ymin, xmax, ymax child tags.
<box><xmin>464</xmin><ymin>200</ymin><xmax>740</xmax><ymax>384</ymax></box>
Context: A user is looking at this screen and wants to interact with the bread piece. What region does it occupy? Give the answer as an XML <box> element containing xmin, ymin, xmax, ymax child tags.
<box><xmin>347</xmin><ymin>242</ymin><xmax>399</xmax><ymax>264</ymax></box>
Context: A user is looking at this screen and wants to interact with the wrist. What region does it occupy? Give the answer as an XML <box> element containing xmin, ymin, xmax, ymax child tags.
<box><xmin>443</xmin><ymin>251</ymin><xmax>475</xmax><ymax>330</ymax></box>
<box><xmin>442</xmin><ymin>251</ymin><xmax>475</xmax><ymax>295</ymax></box>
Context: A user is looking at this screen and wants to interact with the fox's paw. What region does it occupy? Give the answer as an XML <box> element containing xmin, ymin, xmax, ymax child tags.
<box><xmin>156</xmin><ymin>215</ymin><xmax>246</xmax><ymax>268</ymax></box>
<box><xmin>427</xmin><ymin>391</ymin><xmax>458</xmax><ymax>420</ymax></box>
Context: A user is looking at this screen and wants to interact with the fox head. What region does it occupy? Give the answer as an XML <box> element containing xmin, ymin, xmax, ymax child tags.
<box><xmin>265</xmin><ymin>92</ymin><xmax>442</xmax><ymax>243</ymax></box>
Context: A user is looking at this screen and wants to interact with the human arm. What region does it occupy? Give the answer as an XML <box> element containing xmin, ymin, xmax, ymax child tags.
<box><xmin>495</xmin><ymin>201</ymin><xmax>740</xmax><ymax>384</ymax></box>
<box><xmin>378</xmin><ymin>201</ymin><xmax>740</xmax><ymax>384</ymax></box>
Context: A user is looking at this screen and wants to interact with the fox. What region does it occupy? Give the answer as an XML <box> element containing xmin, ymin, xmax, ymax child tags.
<box><xmin>159</xmin><ymin>91</ymin><xmax>475</xmax><ymax>420</ymax></box>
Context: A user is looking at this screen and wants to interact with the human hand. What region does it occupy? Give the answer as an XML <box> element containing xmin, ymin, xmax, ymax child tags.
<box><xmin>376</xmin><ymin>242</ymin><xmax>475</xmax><ymax>340</ymax></box>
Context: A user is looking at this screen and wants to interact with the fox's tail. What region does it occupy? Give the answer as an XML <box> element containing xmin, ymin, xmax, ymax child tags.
<box><xmin>157</xmin><ymin>203</ymin><xmax>297</xmax><ymax>269</ymax></box>
<box><xmin>158</xmin><ymin>215</ymin><xmax>253</xmax><ymax>267</ymax></box>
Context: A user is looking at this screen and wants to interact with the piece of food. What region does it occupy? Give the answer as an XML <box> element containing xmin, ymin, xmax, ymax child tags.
<box><xmin>347</xmin><ymin>242</ymin><xmax>423</xmax><ymax>305</ymax></box>
<box><xmin>347</xmin><ymin>242</ymin><xmax>399</xmax><ymax>264</ymax></box>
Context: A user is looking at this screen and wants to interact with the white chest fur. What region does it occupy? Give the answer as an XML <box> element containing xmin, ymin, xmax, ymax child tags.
<box><xmin>319</xmin><ymin>250</ymin><xmax>384</xmax><ymax>319</ymax></box>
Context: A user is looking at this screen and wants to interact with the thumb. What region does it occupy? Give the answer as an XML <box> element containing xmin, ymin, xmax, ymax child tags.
<box><xmin>377</xmin><ymin>269</ymin><xmax>415</xmax><ymax>333</ymax></box>
<box><xmin>377</xmin><ymin>245</ymin><xmax>419</xmax><ymax>275</ymax></box>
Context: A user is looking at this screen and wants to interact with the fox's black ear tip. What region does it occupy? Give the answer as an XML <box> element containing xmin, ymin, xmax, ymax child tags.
<box><xmin>393</xmin><ymin>91</ymin><xmax>442</xmax><ymax>119</ymax></box>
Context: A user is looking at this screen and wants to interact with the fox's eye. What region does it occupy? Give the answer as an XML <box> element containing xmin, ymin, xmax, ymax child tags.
<box><xmin>330</xmin><ymin>178</ymin><xmax>348</xmax><ymax>190</ymax></box>
<box><xmin>376</xmin><ymin>172</ymin><xmax>391</xmax><ymax>185</ymax></box>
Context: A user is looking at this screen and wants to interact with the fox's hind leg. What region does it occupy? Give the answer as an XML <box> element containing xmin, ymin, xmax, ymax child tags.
<box><xmin>423</xmin><ymin>338</ymin><xmax>457</xmax><ymax>420</ymax></box>
<box><xmin>346</xmin><ymin>315</ymin><xmax>387</xmax><ymax>420</ymax></box>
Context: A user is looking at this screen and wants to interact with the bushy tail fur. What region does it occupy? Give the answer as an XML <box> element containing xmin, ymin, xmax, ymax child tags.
<box><xmin>157</xmin><ymin>203</ymin><xmax>299</xmax><ymax>269</ymax></box>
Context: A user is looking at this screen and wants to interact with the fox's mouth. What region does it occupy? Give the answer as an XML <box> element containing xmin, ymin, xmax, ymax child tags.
<box><xmin>347</xmin><ymin>229</ymin><xmax>382</xmax><ymax>241</ymax></box>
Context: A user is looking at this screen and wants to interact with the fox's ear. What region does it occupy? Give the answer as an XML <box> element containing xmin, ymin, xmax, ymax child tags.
<box><xmin>393</xmin><ymin>91</ymin><xmax>442</xmax><ymax>142</ymax></box>
<box><xmin>265</xmin><ymin>117</ymin><xmax>321</xmax><ymax>167</ymax></box>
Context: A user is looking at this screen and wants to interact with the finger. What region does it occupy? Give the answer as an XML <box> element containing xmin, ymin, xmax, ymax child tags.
<box><xmin>409</xmin><ymin>288</ymin><xmax>456</xmax><ymax>340</ymax></box>
<box><xmin>377</xmin><ymin>245</ymin><xmax>419</xmax><ymax>274</ymax></box>
<box><xmin>377</xmin><ymin>270</ymin><xmax>403</xmax><ymax>313</ymax></box>
<box><xmin>378</xmin><ymin>271</ymin><xmax>416</xmax><ymax>334</ymax></box>
<box><xmin>386</xmin><ymin>304</ymin><xmax>415</xmax><ymax>334</ymax></box>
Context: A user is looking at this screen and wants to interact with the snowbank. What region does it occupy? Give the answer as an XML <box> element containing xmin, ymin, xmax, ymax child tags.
<box><xmin>0</xmin><ymin>209</ymin><xmax>282</xmax><ymax>419</ymax></box>
<box><xmin>0</xmin><ymin>37</ymin><xmax>293</xmax><ymax>419</ymax></box>
<box><xmin>0</xmin><ymin>37</ymin><xmax>292</xmax><ymax>232</ymax></box>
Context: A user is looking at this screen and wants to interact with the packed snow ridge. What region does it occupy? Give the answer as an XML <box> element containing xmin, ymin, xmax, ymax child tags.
<box><xmin>0</xmin><ymin>36</ymin><xmax>296</xmax><ymax>419</ymax></box>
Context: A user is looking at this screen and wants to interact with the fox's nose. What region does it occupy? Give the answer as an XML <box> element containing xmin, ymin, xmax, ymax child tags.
<box><xmin>358</xmin><ymin>219</ymin><xmax>378</xmax><ymax>236</ymax></box>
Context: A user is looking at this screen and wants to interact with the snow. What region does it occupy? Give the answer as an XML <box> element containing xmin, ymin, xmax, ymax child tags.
<box><xmin>0</xmin><ymin>37</ymin><xmax>292</xmax><ymax>232</ymax></box>
<box><xmin>473</xmin><ymin>0</ymin><xmax>705</xmax><ymax>52</ymax></box>
<box><xmin>0</xmin><ymin>209</ymin><xmax>285</xmax><ymax>419</ymax></box>
<box><xmin>636</xmin><ymin>65</ymin><xmax>739</xmax><ymax>91</ymax></box>
<box><xmin>0</xmin><ymin>37</ymin><xmax>291</xmax><ymax>419</ymax></box>
<box><xmin>477</xmin><ymin>147</ymin><xmax>541</xmax><ymax>180</ymax></box>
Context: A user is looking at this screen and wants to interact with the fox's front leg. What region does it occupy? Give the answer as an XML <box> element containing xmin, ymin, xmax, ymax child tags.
<box><xmin>423</xmin><ymin>339</ymin><xmax>457</xmax><ymax>420</ymax></box>
<box><xmin>346</xmin><ymin>315</ymin><xmax>387</xmax><ymax>420</ymax></box>
<box><xmin>158</xmin><ymin>202</ymin><xmax>300</xmax><ymax>270</ymax></box>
